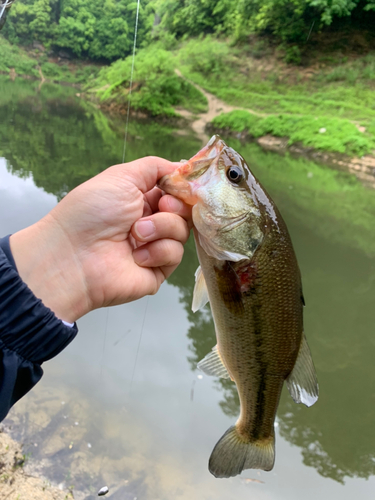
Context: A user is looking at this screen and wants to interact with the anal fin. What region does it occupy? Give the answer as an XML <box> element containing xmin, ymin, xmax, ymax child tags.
<box><xmin>197</xmin><ymin>345</ymin><xmax>231</xmax><ymax>380</ymax></box>
<box><xmin>286</xmin><ymin>334</ymin><xmax>319</xmax><ymax>407</ymax></box>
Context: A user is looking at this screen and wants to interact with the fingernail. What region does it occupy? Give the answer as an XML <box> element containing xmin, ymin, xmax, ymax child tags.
<box><xmin>167</xmin><ymin>197</ymin><xmax>183</xmax><ymax>213</ymax></box>
<box><xmin>134</xmin><ymin>248</ymin><xmax>149</xmax><ymax>265</ymax></box>
<box><xmin>134</xmin><ymin>220</ymin><xmax>155</xmax><ymax>239</ymax></box>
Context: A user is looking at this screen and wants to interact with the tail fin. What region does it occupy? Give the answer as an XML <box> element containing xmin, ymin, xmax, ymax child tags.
<box><xmin>209</xmin><ymin>426</ymin><xmax>275</xmax><ymax>478</ymax></box>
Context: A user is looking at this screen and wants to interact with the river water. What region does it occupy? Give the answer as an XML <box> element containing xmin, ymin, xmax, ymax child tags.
<box><xmin>1</xmin><ymin>76</ymin><xmax>375</xmax><ymax>499</ymax></box>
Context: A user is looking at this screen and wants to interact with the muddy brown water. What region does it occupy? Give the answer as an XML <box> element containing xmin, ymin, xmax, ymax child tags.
<box><xmin>1</xmin><ymin>76</ymin><xmax>375</xmax><ymax>499</ymax></box>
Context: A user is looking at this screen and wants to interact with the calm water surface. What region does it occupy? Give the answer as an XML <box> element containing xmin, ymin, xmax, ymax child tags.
<box><xmin>1</xmin><ymin>76</ymin><xmax>375</xmax><ymax>499</ymax></box>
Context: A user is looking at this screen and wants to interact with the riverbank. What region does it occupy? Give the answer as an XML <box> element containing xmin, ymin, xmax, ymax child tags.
<box><xmin>0</xmin><ymin>36</ymin><xmax>101</xmax><ymax>86</ymax></box>
<box><xmin>2</xmin><ymin>34</ymin><xmax>375</xmax><ymax>182</ymax></box>
<box><xmin>0</xmin><ymin>427</ymin><xmax>72</xmax><ymax>500</ymax></box>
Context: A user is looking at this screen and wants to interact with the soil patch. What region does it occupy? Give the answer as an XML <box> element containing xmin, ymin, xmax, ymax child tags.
<box><xmin>0</xmin><ymin>428</ymin><xmax>72</xmax><ymax>500</ymax></box>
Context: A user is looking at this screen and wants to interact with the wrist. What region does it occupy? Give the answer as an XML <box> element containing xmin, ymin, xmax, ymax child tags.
<box><xmin>10</xmin><ymin>215</ymin><xmax>90</xmax><ymax>323</ymax></box>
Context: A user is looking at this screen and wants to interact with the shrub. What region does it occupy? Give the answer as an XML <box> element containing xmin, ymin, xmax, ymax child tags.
<box><xmin>90</xmin><ymin>45</ymin><xmax>207</xmax><ymax>116</ymax></box>
<box><xmin>178</xmin><ymin>36</ymin><xmax>238</xmax><ymax>77</ymax></box>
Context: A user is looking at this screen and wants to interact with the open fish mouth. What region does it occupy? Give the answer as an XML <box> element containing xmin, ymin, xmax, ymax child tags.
<box><xmin>158</xmin><ymin>135</ymin><xmax>225</xmax><ymax>204</ymax></box>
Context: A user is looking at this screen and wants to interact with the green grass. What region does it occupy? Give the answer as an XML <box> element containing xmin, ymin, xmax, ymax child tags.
<box><xmin>177</xmin><ymin>38</ymin><xmax>375</xmax><ymax>125</ymax></box>
<box><xmin>212</xmin><ymin>110</ymin><xmax>375</xmax><ymax>156</ymax></box>
<box><xmin>0</xmin><ymin>35</ymin><xmax>100</xmax><ymax>84</ymax></box>
<box><xmin>0</xmin><ymin>36</ymin><xmax>39</xmax><ymax>77</ymax></box>
<box><xmin>40</xmin><ymin>62</ymin><xmax>100</xmax><ymax>85</ymax></box>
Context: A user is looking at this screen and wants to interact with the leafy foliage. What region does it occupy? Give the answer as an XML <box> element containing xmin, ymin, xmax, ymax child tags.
<box><xmin>178</xmin><ymin>36</ymin><xmax>238</xmax><ymax>77</ymax></box>
<box><xmin>91</xmin><ymin>45</ymin><xmax>207</xmax><ymax>116</ymax></box>
<box><xmin>3</xmin><ymin>0</ymin><xmax>154</xmax><ymax>61</ymax></box>
<box><xmin>153</xmin><ymin>0</ymin><xmax>375</xmax><ymax>43</ymax></box>
<box><xmin>4</xmin><ymin>0</ymin><xmax>375</xmax><ymax>58</ymax></box>
<box><xmin>0</xmin><ymin>35</ymin><xmax>39</xmax><ymax>77</ymax></box>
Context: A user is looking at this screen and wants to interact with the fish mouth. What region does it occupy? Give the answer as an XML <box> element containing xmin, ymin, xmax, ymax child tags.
<box><xmin>158</xmin><ymin>135</ymin><xmax>226</xmax><ymax>205</ymax></box>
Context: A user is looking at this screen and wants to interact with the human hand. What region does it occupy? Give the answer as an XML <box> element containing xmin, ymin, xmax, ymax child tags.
<box><xmin>10</xmin><ymin>157</ymin><xmax>191</xmax><ymax>323</ymax></box>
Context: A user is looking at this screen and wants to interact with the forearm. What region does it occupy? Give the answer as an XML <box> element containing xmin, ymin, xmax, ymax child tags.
<box><xmin>10</xmin><ymin>214</ymin><xmax>89</xmax><ymax>323</ymax></box>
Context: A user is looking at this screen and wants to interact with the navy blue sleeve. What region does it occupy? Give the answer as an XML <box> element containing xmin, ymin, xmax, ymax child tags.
<box><xmin>0</xmin><ymin>235</ymin><xmax>78</xmax><ymax>421</ymax></box>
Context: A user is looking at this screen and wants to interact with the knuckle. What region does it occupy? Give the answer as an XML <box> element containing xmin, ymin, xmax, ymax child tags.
<box><xmin>162</xmin><ymin>213</ymin><xmax>189</xmax><ymax>242</ymax></box>
<box><xmin>156</xmin><ymin>240</ymin><xmax>182</xmax><ymax>267</ymax></box>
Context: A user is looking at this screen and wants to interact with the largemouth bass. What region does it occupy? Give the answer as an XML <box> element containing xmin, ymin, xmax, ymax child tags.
<box><xmin>158</xmin><ymin>135</ymin><xmax>318</xmax><ymax>478</ymax></box>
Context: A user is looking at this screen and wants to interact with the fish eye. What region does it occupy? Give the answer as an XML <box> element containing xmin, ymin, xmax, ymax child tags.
<box><xmin>226</xmin><ymin>166</ymin><xmax>243</xmax><ymax>184</ymax></box>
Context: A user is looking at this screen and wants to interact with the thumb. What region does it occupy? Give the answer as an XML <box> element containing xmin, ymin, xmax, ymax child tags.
<box><xmin>112</xmin><ymin>156</ymin><xmax>181</xmax><ymax>194</ymax></box>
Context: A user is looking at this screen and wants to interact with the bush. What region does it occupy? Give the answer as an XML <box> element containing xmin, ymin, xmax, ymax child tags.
<box><xmin>0</xmin><ymin>36</ymin><xmax>39</xmax><ymax>77</ymax></box>
<box><xmin>284</xmin><ymin>45</ymin><xmax>301</xmax><ymax>65</ymax></box>
<box><xmin>91</xmin><ymin>45</ymin><xmax>207</xmax><ymax>116</ymax></box>
<box><xmin>178</xmin><ymin>36</ymin><xmax>238</xmax><ymax>77</ymax></box>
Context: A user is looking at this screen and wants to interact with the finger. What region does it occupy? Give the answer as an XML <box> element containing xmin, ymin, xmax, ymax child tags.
<box><xmin>158</xmin><ymin>195</ymin><xmax>193</xmax><ymax>228</ymax></box>
<box><xmin>158</xmin><ymin>194</ymin><xmax>192</xmax><ymax>218</ymax></box>
<box><xmin>133</xmin><ymin>239</ymin><xmax>184</xmax><ymax>269</ymax></box>
<box><xmin>111</xmin><ymin>157</ymin><xmax>182</xmax><ymax>194</ymax></box>
<box><xmin>144</xmin><ymin>187</ymin><xmax>163</xmax><ymax>215</ymax></box>
<box><xmin>131</xmin><ymin>212</ymin><xmax>190</xmax><ymax>245</ymax></box>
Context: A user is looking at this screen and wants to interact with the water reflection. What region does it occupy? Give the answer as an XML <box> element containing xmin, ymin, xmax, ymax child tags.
<box><xmin>1</xmin><ymin>75</ymin><xmax>375</xmax><ymax>491</ymax></box>
<box><xmin>0</xmin><ymin>76</ymin><xmax>202</xmax><ymax>198</ymax></box>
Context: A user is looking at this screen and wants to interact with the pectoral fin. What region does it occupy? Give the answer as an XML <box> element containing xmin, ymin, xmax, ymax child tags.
<box><xmin>286</xmin><ymin>334</ymin><xmax>319</xmax><ymax>407</ymax></box>
<box><xmin>192</xmin><ymin>266</ymin><xmax>209</xmax><ymax>312</ymax></box>
<box><xmin>197</xmin><ymin>345</ymin><xmax>231</xmax><ymax>380</ymax></box>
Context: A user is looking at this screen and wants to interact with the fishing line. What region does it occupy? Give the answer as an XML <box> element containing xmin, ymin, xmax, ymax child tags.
<box><xmin>306</xmin><ymin>20</ymin><xmax>315</xmax><ymax>42</ymax></box>
<box><xmin>121</xmin><ymin>0</ymin><xmax>147</xmax><ymax>396</ymax></box>
<box><xmin>129</xmin><ymin>296</ymin><xmax>149</xmax><ymax>394</ymax></box>
<box><xmin>122</xmin><ymin>0</ymin><xmax>141</xmax><ymax>163</ymax></box>
<box><xmin>100</xmin><ymin>0</ymin><xmax>141</xmax><ymax>380</ymax></box>
<box><xmin>99</xmin><ymin>309</ymin><xmax>110</xmax><ymax>380</ymax></box>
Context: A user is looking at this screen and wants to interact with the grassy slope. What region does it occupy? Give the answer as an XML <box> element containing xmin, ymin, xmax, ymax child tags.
<box><xmin>177</xmin><ymin>37</ymin><xmax>375</xmax><ymax>156</ymax></box>
<box><xmin>0</xmin><ymin>35</ymin><xmax>100</xmax><ymax>85</ymax></box>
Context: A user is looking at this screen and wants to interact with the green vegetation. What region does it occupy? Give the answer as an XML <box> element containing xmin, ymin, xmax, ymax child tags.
<box><xmin>3</xmin><ymin>0</ymin><xmax>153</xmax><ymax>61</ymax></box>
<box><xmin>90</xmin><ymin>45</ymin><xmax>207</xmax><ymax>116</ymax></box>
<box><xmin>0</xmin><ymin>35</ymin><xmax>100</xmax><ymax>83</ymax></box>
<box><xmin>3</xmin><ymin>0</ymin><xmax>375</xmax><ymax>153</ymax></box>
<box><xmin>178</xmin><ymin>37</ymin><xmax>375</xmax><ymax>122</ymax></box>
<box><xmin>39</xmin><ymin>61</ymin><xmax>100</xmax><ymax>84</ymax></box>
<box><xmin>212</xmin><ymin>110</ymin><xmax>375</xmax><ymax>156</ymax></box>
<box><xmin>0</xmin><ymin>36</ymin><xmax>39</xmax><ymax>77</ymax></box>
<box><xmin>3</xmin><ymin>0</ymin><xmax>375</xmax><ymax>60</ymax></box>
<box><xmin>153</xmin><ymin>0</ymin><xmax>375</xmax><ymax>44</ymax></box>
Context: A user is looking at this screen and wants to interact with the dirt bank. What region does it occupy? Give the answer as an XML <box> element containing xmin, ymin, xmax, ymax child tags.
<box><xmin>174</xmin><ymin>69</ymin><xmax>265</xmax><ymax>142</ymax></box>
<box><xmin>0</xmin><ymin>428</ymin><xmax>72</xmax><ymax>500</ymax></box>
